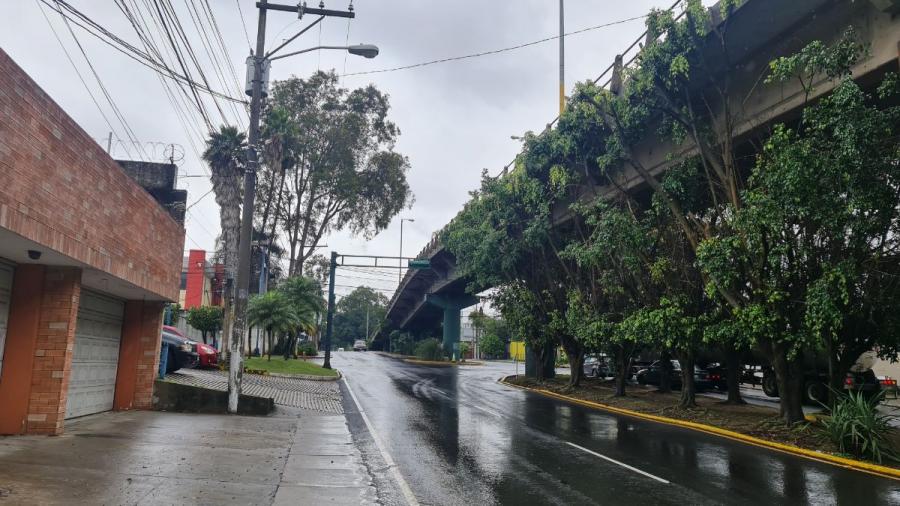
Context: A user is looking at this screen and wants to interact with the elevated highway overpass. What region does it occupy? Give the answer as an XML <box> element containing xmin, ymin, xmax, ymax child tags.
<box><xmin>381</xmin><ymin>0</ymin><xmax>900</xmax><ymax>355</ymax></box>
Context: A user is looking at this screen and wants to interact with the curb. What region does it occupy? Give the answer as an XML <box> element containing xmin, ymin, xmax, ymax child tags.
<box><xmin>497</xmin><ymin>375</ymin><xmax>900</xmax><ymax>481</ymax></box>
<box><xmin>267</xmin><ymin>370</ymin><xmax>341</xmax><ymax>381</ymax></box>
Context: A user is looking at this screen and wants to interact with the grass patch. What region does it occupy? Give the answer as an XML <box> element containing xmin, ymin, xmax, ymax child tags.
<box><xmin>244</xmin><ymin>356</ymin><xmax>337</xmax><ymax>377</ymax></box>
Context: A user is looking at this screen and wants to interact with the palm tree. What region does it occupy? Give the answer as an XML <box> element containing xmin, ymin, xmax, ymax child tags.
<box><xmin>202</xmin><ymin>126</ymin><xmax>247</xmax><ymax>284</ymax></box>
<box><xmin>278</xmin><ymin>276</ymin><xmax>324</xmax><ymax>354</ymax></box>
<box><xmin>247</xmin><ymin>291</ymin><xmax>297</xmax><ymax>361</ymax></box>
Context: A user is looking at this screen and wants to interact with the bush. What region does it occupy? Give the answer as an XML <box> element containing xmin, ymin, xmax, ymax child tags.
<box><xmin>298</xmin><ymin>343</ymin><xmax>318</xmax><ymax>357</ymax></box>
<box><xmin>459</xmin><ymin>342</ymin><xmax>470</xmax><ymax>361</ymax></box>
<box><xmin>415</xmin><ymin>338</ymin><xmax>444</xmax><ymax>361</ymax></box>
<box><xmin>479</xmin><ymin>334</ymin><xmax>505</xmax><ymax>359</ymax></box>
<box><xmin>820</xmin><ymin>390</ymin><xmax>897</xmax><ymax>463</ymax></box>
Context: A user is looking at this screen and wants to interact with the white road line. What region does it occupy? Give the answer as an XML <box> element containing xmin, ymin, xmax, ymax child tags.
<box><xmin>565</xmin><ymin>441</ymin><xmax>670</xmax><ymax>484</ymax></box>
<box><xmin>343</xmin><ymin>377</ymin><xmax>420</xmax><ymax>506</ymax></box>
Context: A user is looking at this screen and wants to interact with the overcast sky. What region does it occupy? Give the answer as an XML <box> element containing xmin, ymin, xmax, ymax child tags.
<box><xmin>1</xmin><ymin>0</ymin><xmax>708</xmax><ymax>299</ymax></box>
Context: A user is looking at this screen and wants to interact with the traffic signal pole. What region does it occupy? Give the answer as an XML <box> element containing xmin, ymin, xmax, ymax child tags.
<box><xmin>229</xmin><ymin>1</ymin><xmax>356</xmax><ymax>413</ymax></box>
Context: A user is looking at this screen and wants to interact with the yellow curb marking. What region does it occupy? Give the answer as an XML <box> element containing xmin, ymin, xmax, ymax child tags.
<box><xmin>498</xmin><ymin>376</ymin><xmax>900</xmax><ymax>481</ymax></box>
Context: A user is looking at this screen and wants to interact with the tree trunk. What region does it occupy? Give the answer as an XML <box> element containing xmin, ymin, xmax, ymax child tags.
<box><xmin>614</xmin><ymin>346</ymin><xmax>629</xmax><ymax>397</ymax></box>
<box><xmin>568</xmin><ymin>349</ymin><xmax>584</xmax><ymax>388</ymax></box>
<box><xmin>658</xmin><ymin>350</ymin><xmax>673</xmax><ymax>393</ymax></box>
<box><xmin>533</xmin><ymin>345</ymin><xmax>546</xmax><ymax>382</ymax></box>
<box><xmin>678</xmin><ymin>351</ymin><xmax>697</xmax><ymax>408</ymax></box>
<box><xmin>771</xmin><ymin>343</ymin><xmax>805</xmax><ymax>424</ymax></box>
<box><xmin>724</xmin><ymin>346</ymin><xmax>746</xmax><ymax>404</ymax></box>
<box><xmin>267</xmin><ymin>329</ymin><xmax>273</xmax><ymax>361</ymax></box>
<box><xmin>201</xmin><ymin>330</ymin><xmax>208</xmax><ymax>345</ymax></box>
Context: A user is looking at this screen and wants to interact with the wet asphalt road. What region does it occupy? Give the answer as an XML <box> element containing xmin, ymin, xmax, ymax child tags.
<box><xmin>333</xmin><ymin>352</ymin><xmax>900</xmax><ymax>506</ymax></box>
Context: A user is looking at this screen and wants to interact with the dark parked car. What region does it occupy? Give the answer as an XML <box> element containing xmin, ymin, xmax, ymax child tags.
<box><xmin>583</xmin><ymin>354</ymin><xmax>613</xmax><ymax>378</ymax></box>
<box><xmin>161</xmin><ymin>330</ymin><xmax>199</xmax><ymax>373</ymax></box>
<box><xmin>635</xmin><ymin>360</ymin><xmax>712</xmax><ymax>391</ymax></box>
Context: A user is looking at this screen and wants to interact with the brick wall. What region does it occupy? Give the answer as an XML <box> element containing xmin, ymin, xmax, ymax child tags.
<box><xmin>26</xmin><ymin>267</ymin><xmax>81</xmax><ymax>435</ymax></box>
<box><xmin>115</xmin><ymin>300</ymin><xmax>164</xmax><ymax>411</ymax></box>
<box><xmin>0</xmin><ymin>49</ymin><xmax>184</xmax><ymax>300</ymax></box>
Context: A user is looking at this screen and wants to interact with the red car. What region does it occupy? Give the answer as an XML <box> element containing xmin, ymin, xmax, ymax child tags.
<box><xmin>163</xmin><ymin>325</ymin><xmax>218</xmax><ymax>369</ymax></box>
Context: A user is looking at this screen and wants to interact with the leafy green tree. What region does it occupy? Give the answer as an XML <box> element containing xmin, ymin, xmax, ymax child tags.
<box><xmin>479</xmin><ymin>333</ymin><xmax>505</xmax><ymax>359</ymax></box>
<box><xmin>332</xmin><ymin>287</ymin><xmax>389</xmax><ymax>348</ymax></box>
<box><xmin>186</xmin><ymin>306</ymin><xmax>222</xmax><ymax>346</ymax></box>
<box><xmin>261</xmin><ymin>71</ymin><xmax>413</xmax><ymax>276</ymax></box>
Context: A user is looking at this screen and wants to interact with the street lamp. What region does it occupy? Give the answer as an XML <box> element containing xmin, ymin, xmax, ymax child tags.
<box><xmin>270</xmin><ymin>44</ymin><xmax>379</xmax><ymax>61</ymax></box>
<box><xmin>399</xmin><ymin>218</ymin><xmax>415</xmax><ymax>284</ymax></box>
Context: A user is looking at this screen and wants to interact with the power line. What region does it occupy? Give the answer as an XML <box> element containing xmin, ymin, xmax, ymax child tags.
<box><xmin>234</xmin><ymin>0</ymin><xmax>252</xmax><ymax>50</ymax></box>
<box><xmin>40</xmin><ymin>0</ymin><xmax>247</xmax><ymax>105</ymax></box>
<box><xmin>35</xmin><ymin>0</ymin><xmax>137</xmax><ymax>160</ymax></box>
<box><xmin>342</xmin><ymin>14</ymin><xmax>647</xmax><ymax>78</ymax></box>
<box><xmin>56</xmin><ymin>7</ymin><xmax>151</xmax><ymax>161</ymax></box>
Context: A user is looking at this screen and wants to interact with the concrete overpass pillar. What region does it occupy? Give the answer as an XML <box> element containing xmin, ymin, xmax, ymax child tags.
<box><xmin>425</xmin><ymin>294</ymin><xmax>478</xmax><ymax>360</ymax></box>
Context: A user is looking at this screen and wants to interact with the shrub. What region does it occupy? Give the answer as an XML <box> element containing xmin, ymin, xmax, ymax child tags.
<box><xmin>415</xmin><ymin>338</ymin><xmax>444</xmax><ymax>361</ymax></box>
<box><xmin>459</xmin><ymin>342</ymin><xmax>470</xmax><ymax>361</ymax></box>
<box><xmin>820</xmin><ymin>390</ymin><xmax>897</xmax><ymax>463</ymax></box>
<box><xmin>298</xmin><ymin>343</ymin><xmax>318</xmax><ymax>357</ymax></box>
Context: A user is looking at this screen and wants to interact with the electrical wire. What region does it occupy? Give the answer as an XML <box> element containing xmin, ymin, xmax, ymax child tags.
<box><xmin>234</xmin><ymin>0</ymin><xmax>253</xmax><ymax>50</ymax></box>
<box><xmin>341</xmin><ymin>14</ymin><xmax>648</xmax><ymax>77</ymax></box>
<box><xmin>35</xmin><ymin>0</ymin><xmax>137</xmax><ymax>160</ymax></box>
<box><xmin>40</xmin><ymin>0</ymin><xmax>246</xmax><ymax>105</ymax></box>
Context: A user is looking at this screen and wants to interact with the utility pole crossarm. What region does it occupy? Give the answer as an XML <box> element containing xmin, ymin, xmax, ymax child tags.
<box><xmin>257</xmin><ymin>2</ymin><xmax>356</xmax><ymax>18</ymax></box>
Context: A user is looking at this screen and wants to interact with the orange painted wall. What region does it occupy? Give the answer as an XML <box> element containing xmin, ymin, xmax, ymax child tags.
<box><xmin>0</xmin><ymin>265</ymin><xmax>44</xmax><ymax>435</ymax></box>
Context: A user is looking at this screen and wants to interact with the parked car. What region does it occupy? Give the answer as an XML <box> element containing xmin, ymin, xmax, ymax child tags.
<box><xmin>337</xmin><ymin>347</ymin><xmax>345</xmax><ymax>352</ymax></box>
<box><xmin>583</xmin><ymin>354</ymin><xmax>613</xmax><ymax>378</ymax></box>
<box><xmin>353</xmin><ymin>340</ymin><xmax>367</xmax><ymax>352</ymax></box>
<box><xmin>161</xmin><ymin>330</ymin><xmax>199</xmax><ymax>373</ymax></box>
<box><xmin>635</xmin><ymin>360</ymin><xmax>712</xmax><ymax>391</ymax></box>
<box><xmin>163</xmin><ymin>325</ymin><xmax>217</xmax><ymax>368</ymax></box>
<box><xmin>703</xmin><ymin>363</ymin><xmax>728</xmax><ymax>391</ymax></box>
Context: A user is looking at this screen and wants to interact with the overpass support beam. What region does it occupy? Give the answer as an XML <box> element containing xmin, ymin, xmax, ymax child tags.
<box><xmin>426</xmin><ymin>294</ymin><xmax>478</xmax><ymax>359</ymax></box>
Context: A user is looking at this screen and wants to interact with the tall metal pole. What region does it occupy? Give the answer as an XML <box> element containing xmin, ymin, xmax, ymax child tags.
<box><xmin>559</xmin><ymin>0</ymin><xmax>565</xmax><ymax>114</ymax></box>
<box><xmin>228</xmin><ymin>0</ymin><xmax>268</xmax><ymax>414</ymax></box>
<box><xmin>323</xmin><ymin>251</ymin><xmax>338</xmax><ymax>369</ymax></box>
<box><xmin>399</xmin><ymin>220</ymin><xmax>404</xmax><ymax>284</ymax></box>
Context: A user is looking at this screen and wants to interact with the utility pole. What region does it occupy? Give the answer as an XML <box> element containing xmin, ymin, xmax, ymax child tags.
<box><xmin>559</xmin><ymin>0</ymin><xmax>565</xmax><ymax>114</ymax></box>
<box><xmin>228</xmin><ymin>0</ymin><xmax>359</xmax><ymax>413</ymax></box>
<box><xmin>323</xmin><ymin>251</ymin><xmax>338</xmax><ymax>369</ymax></box>
<box><xmin>365</xmin><ymin>307</ymin><xmax>370</xmax><ymax>342</ymax></box>
<box><xmin>228</xmin><ymin>0</ymin><xmax>268</xmax><ymax>414</ymax></box>
<box><xmin>106</xmin><ymin>131</ymin><xmax>113</xmax><ymax>154</ymax></box>
<box><xmin>399</xmin><ymin>218</ymin><xmax>414</xmax><ymax>284</ymax></box>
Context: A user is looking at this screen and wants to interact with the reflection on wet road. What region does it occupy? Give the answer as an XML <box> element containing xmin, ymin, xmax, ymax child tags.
<box><xmin>333</xmin><ymin>352</ymin><xmax>900</xmax><ymax>505</ymax></box>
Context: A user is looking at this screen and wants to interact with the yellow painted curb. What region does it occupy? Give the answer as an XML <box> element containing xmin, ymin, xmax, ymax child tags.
<box><xmin>498</xmin><ymin>376</ymin><xmax>900</xmax><ymax>481</ymax></box>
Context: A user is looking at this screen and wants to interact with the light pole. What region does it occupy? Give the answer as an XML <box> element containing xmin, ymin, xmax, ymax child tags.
<box><xmin>399</xmin><ymin>218</ymin><xmax>415</xmax><ymax>284</ymax></box>
<box><xmin>228</xmin><ymin>0</ymin><xmax>376</xmax><ymax>412</ymax></box>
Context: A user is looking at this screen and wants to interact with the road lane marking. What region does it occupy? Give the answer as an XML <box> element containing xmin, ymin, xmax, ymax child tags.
<box><xmin>565</xmin><ymin>441</ymin><xmax>670</xmax><ymax>484</ymax></box>
<box><xmin>343</xmin><ymin>377</ymin><xmax>420</xmax><ymax>506</ymax></box>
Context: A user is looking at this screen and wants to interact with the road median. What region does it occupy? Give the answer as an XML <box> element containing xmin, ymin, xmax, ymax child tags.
<box><xmin>499</xmin><ymin>375</ymin><xmax>900</xmax><ymax>481</ymax></box>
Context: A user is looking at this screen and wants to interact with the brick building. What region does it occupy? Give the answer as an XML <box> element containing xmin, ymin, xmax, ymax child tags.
<box><xmin>0</xmin><ymin>49</ymin><xmax>185</xmax><ymax>434</ymax></box>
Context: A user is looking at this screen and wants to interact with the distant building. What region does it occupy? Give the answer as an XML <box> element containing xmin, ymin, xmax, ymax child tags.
<box><xmin>180</xmin><ymin>250</ymin><xmax>224</xmax><ymax>309</ymax></box>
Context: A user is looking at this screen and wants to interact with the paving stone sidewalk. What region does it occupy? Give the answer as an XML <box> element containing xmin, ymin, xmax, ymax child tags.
<box><xmin>165</xmin><ymin>368</ymin><xmax>344</xmax><ymax>413</ymax></box>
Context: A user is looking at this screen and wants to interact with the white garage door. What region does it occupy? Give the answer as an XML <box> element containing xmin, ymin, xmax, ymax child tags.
<box><xmin>0</xmin><ymin>260</ymin><xmax>13</xmax><ymax>378</ymax></box>
<box><xmin>66</xmin><ymin>290</ymin><xmax>124</xmax><ymax>419</ymax></box>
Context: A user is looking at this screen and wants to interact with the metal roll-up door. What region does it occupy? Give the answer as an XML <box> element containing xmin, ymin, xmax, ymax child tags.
<box><xmin>0</xmin><ymin>260</ymin><xmax>13</xmax><ymax>378</ymax></box>
<box><xmin>65</xmin><ymin>290</ymin><xmax>124</xmax><ymax>419</ymax></box>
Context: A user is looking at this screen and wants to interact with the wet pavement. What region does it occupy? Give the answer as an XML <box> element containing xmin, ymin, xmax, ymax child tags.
<box><xmin>333</xmin><ymin>352</ymin><xmax>900</xmax><ymax>506</ymax></box>
<box><xmin>0</xmin><ymin>406</ymin><xmax>376</xmax><ymax>505</ymax></box>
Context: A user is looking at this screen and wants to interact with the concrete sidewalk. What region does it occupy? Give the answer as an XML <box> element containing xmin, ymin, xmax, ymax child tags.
<box><xmin>0</xmin><ymin>406</ymin><xmax>377</xmax><ymax>504</ymax></box>
<box><xmin>273</xmin><ymin>412</ymin><xmax>376</xmax><ymax>504</ymax></box>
